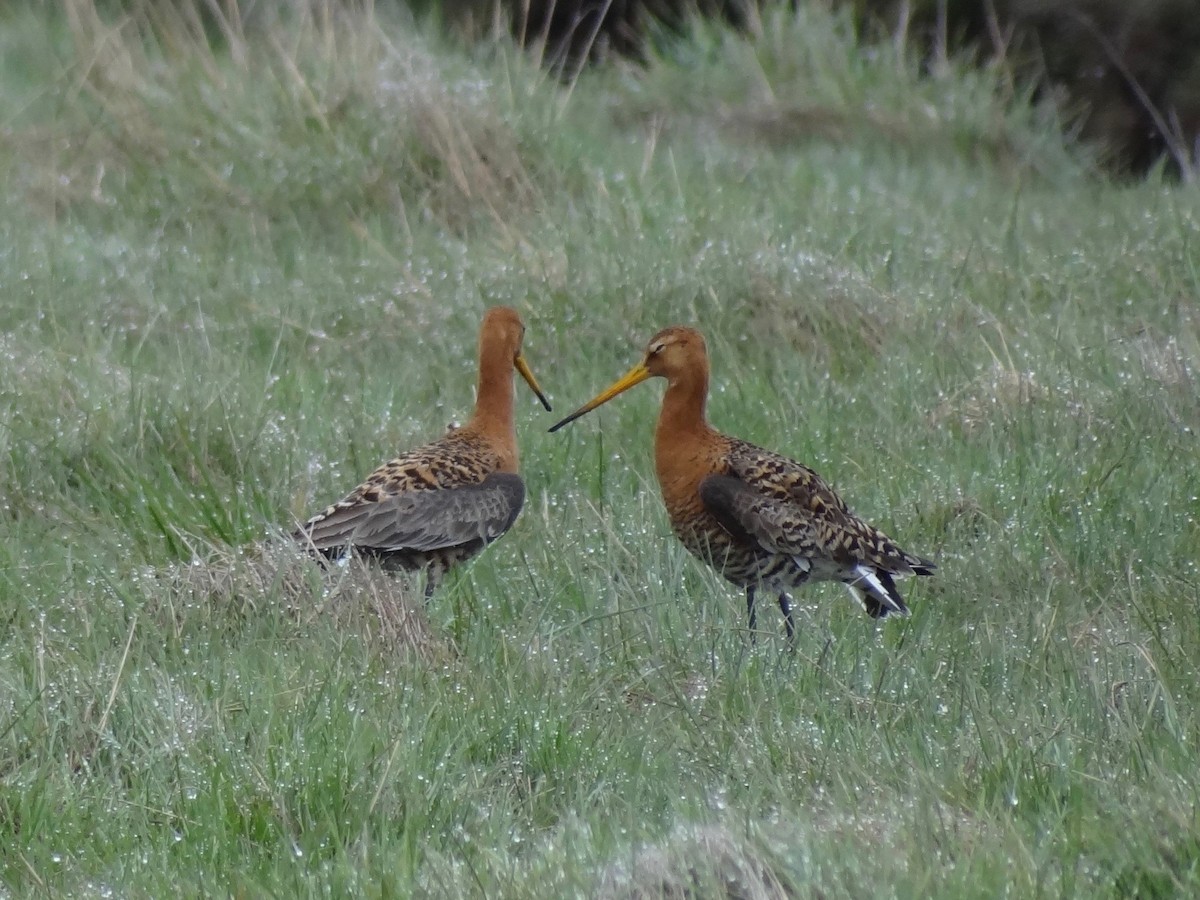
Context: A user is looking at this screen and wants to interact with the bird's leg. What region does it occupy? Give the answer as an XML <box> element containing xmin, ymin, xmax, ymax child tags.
<box><xmin>423</xmin><ymin>573</ymin><xmax>437</xmax><ymax>605</ymax></box>
<box><xmin>778</xmin><ymin>592</ymin><xmax>796</xmax><ymax>644</ymax></box>
<box><xmin>745</xmin><ymin>586</ymin><xmax>758</xmax><ymax>641</ymax></box>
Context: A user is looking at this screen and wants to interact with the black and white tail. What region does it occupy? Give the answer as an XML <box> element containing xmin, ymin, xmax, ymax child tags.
<box><xmin>845</xmin><ymin>558</ymin><xmax>935</xmax><ymax>619</ymax></box>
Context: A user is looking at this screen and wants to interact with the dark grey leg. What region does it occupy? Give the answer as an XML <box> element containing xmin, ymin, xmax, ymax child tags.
<box><xmin>745</xmin><ymin>586</ymin><xmax>757</xmax><ymax>637</ymax></box>
<box><xmin>778</xmin><ymin>592</ymin><xmax>795</xmax><ymax>642</ymax></box>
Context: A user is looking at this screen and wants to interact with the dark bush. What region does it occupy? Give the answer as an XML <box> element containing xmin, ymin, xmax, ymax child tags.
<box><xmin>851</xmin><ymin>0</ymin><xmax>1200</xmax><ymax>177</ymax></box>
<box><xmin>448</xmin><ymin>0</ymin><xmax>1200</xmax><ymax>177</ymax></box>
<box><xmin>440</xmin><ymin>0</ymin><xmax>753</xmax><ymax>69</ymax></box>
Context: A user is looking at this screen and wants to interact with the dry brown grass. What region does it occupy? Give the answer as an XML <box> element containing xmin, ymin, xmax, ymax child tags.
<box><xmin>1110</xmin><ymin>304</ymin><xmax>1200</xmax><ymax>430</ymax></box>
<box><xmin>145</xmin><ymin>538</ymin><xmax>451</xmax><ymax>661</ymax></box>
<box><xmin>737</xmin><ymin>254</ymin><xmax>895</xmax><ymax>367</ymax></box>
<box><xmin>929</xmin><ymin>357</ymin><xmax>1047</xmax><ymax>433</ymax></box>
<box><xmin>1135</xmin><ymin>333</ymin><xmax>1194</xmax><ymax>387</ymax></box>
<box><xmin>932</xmin><ymin>310</ymin><xmax>1200</xmax><ymax>435</ymax></box>
<box><xmin>597</xmin><ymin>822</ymin><xmax>795</xmax><ymax>900</ymax></box>
<box><xmin>1131</xmin><ymin>320</ymin><xmax>1199</xmax><ymax>391</ymax></box>
<box><xmin>17</xmin><ymin>0</ymin><xmax>545</xmax><ymax>235</ymax></box>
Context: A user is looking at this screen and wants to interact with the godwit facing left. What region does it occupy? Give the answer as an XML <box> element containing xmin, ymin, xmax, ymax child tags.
<box><xmin>550</xmin><ymin>326</ymin><xmax>934</xmax><ymax>639</ymax></box>
<box><xmin>293</xmin><ymin>307</ymin><xmax>551</xmax><ymax>600</ymax></box>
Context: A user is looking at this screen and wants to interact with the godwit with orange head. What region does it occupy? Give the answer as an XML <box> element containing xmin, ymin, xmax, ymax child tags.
<box><xmin>294</xmin><ymin>307</ymin><xmax>551</xmax><ymax>599</ymax></box>
<box><xmin>550</xmin><ymin>326</ymin><xmax>934</xmax><ymax>638</ymax></box>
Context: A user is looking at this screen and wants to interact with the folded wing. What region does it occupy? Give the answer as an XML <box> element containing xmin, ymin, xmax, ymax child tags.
<box><xmin>699</xmin><ymin>472</ymin><xmax>823</xmax><ymax>566</ymax></box>
<box><xmin>295</xmin><ymin>472</ymin><xmax>525</xmax><ymax>556</ymax></box>
<box><xmin>699</xmin><ymin>469</ymin><xmax>934</xmax><ymax>618</ymax></box>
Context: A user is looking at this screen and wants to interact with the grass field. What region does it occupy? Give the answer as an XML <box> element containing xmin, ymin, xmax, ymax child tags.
<box><xmin>2</xmin><ymin>1</ymin><xmax>1199</xmax><ymax>896</ymax></box>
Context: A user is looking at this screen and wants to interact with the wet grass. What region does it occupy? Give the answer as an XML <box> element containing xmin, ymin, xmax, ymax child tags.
<box><xmin>2</xmin><ymin>1</ymin><xmax>1199</xmax><ymax>896</ymax></box>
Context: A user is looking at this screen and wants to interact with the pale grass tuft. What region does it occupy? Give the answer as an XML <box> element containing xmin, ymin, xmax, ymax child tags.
<box><xmin>147</xmin><ymin>538</ymin><xmax>450</xmax><ymax>660</ymax></box>
<box><xmin>1132</xmin><ymin>330</ymin><xmax>1198</xmax><ymax>389</ymax></box>
<box><xmin>385</xmin><ymin>71</ymin><xmax>542</xmax><ymax>237</ymax></box>
<box><xmin>597</xmin><ymin>823</ymin><xmax>794</xmax><ymax>900</ymax></box>
<box><xmin>930</xmin><ymin>358</ymin><xmax>1046</xmax><ymax>432</ymax></box>
<box><xmin>38</xmin><ymin>0</ymin><xmax>543</xmax><ymax>233</ymax></box>
<box><xmin>622</xmin><ymin>670</ymin><xmax>710</xmax><ymax>710</ymax></box>
<box><xmin>739</xmin><ymin>253</ymin><xmax>892</xmax><ymax>362</ymax></box>
<box><xmin>1123</xmin><ymin>312</ymin><xmax>1200</xmax><ymax>428</ymax></box>
<box><xmin>320</xmin><ymin>556</ymin><xmax>453</xmax><ymax>661</ymax></box>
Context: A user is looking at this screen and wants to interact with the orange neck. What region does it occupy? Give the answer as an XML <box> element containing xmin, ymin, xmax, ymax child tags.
<box><xmin>654</xmin><ymin>364</ymin><xmax>713</xmax><ymax>452</ymax></box>
<box><xmin>465</xmin><ymin>336</ymin><xmax>518</xmax><ymax>465</ymax></box>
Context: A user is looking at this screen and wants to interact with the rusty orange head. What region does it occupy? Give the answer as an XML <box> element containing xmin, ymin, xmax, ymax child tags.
<box><xmin>549</xmin><ymin>326</ymin><xmax>706</xmax><ymax>432</ymax></box>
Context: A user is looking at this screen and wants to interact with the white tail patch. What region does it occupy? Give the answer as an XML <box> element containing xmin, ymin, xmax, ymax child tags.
<box><xmin>843</xmin><ymin>582</ymin><xmax>867</xmax><ymax>611</ymax></box>
<box><xmin>851</xmin><ymin>564</ymin><xmax>904</xmax><ymax>614</ymax></box>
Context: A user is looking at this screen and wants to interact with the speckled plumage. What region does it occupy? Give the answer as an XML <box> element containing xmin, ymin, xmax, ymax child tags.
<box><xmin>293</xmin><ymin>307</ymin><xmax>551</xmax><ymax>599</ymax></box>
<box><xmin>551</xmin><ymin>325</ymin><xmax>934</xmax><ymax>639</ymax></box>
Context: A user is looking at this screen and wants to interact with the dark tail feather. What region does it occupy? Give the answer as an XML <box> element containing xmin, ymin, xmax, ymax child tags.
<box><xmin>849</xmin><ymin>553</ymin><xmax>935</xmax><ymax>617</ymax></box>
<box><xmin>907</xmin><ymin>553</ymin><xmax>937</xmax><ymax>577</ymax></box>
<box><xmin>848</xmin><ymin>567</ymin><xmax>910</xmax><ymax>619</ymax></box>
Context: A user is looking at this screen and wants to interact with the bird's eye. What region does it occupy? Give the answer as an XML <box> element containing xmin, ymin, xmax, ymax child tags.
<box><xmin>649</xmin><ymin>343</ymin><xmax>664</xmax><ymax>356</ymax></box>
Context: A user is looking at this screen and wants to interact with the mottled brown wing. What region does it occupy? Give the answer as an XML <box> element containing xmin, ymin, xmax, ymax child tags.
<box><xmin>725</xmin><ymin>440</ymin><xmax>854</xmax><ymax>522</ymax></box>
<box><xmin>296</xmin><ymin>472</ymin><xmax>525</xmax><ymax>555</ymax></box>
<box><xmin>699</xmin><ymin>473</ymin><xmax>822</xmax><ymax>569</ymax></box>
<box><xmin>721</xmin><ymin>443</ymin><xmax>932</xmax><ymax>573</ymax></box>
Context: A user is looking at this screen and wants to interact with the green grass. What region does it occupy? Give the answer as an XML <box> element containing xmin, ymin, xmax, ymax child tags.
<box><xmin>2</xmin><ymin>0</ymin><xmax>1199</xmax><ymax>895</ymax></box>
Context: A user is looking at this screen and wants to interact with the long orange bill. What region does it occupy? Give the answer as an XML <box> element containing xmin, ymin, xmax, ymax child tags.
<box><xmin>515</xmin><ymin>353</ymin><xmax>553</xmax><ymax>411</ymax></box>
<box><xmin>548</xmin><ymin>361</ymin><xmax>652</xmax><ymax>432</ymax></box>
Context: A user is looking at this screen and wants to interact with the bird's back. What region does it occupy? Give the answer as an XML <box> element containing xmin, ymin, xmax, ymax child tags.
<box><xmin>293</xmin><ymin>427</ymin><xmax>522</xmax><ymax>577</ymax></box>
